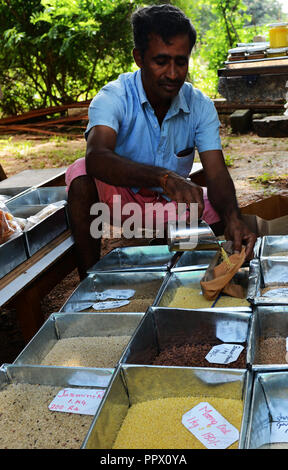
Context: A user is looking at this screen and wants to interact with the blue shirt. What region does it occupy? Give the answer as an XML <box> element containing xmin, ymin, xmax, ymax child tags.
<box><xmin>85</xmin><ymin>69</ymin><xmax>221</xmax><ymax>191</ymax></box>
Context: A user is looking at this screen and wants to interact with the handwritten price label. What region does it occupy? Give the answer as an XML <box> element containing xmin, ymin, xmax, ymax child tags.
<box><xmin>48</xmin><ymin>388</ymin><xmax>105</xmax><ymax>415</ymax></box>
<box><xmin>92</xmin><ymin>300</ymin><xmax>130</xmax><ymax>310</ymax></box>
<box><xmin>182</xmin><ymin>402</ymin><xmax>239</xmax><ymax>449</ymax></box>
<box><xmin>94</xmin><ymin>289</ymin><xmax>135</xmax><ymax>301</ymax></box>
<box><xmin>270</xmin><ymin>414</ymin><xmax>288</xmax><ymax>443</ymax></box>
<box><xmin>205</xmin><ymin>344</ymin><xmax>244</xmax><ymax>364</ymax></box>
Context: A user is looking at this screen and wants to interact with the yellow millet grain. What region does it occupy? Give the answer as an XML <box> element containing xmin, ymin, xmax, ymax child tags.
<box><xmin>167</xmin><ymin>286</ymin><xmax>213</xmax><ymax>309</ymax></box>
<box><xmin>0</xmin><ymin>383</ymin><xmax>93</xmax><ymax>449</ymax></box>
<box><xmin>165</xmin><ymin>286</ymin><xmax>249</xmax><ymax>309</ymax></box>
<box><xmin>41</xmin><ymin>336</ymin><xmax>131</xmax><ymax>368</ymax></box>
<box><xmin>112</xmin><ymin>395</ymin><xmax>243</xmax><ymax>449</ymax></box>
<box><xmin>214</xmin><ymin>295</ymin><xmax>250</xmax><ymax>308</ymax></box>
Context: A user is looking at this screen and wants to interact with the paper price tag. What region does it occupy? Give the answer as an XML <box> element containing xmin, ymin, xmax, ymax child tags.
<box><xmin>270</xmin><ymin>414</ymin><xmax>288</xmax><ymax>443</ymax></box>
<box><xmin>49</xmin><ymin>388</ymin><xmax>105</xmax><ymax>415</ymax></box>
<box><xmin>182</xmin><ymin>402</ymin><xmax>239</xmax><ymax>449</ymax></box>
<box><xmin>205</xmin><ymin>344</ymin><xmax>244</xmax><ymax>364</ymax></box>
<box><xmin>94</xmin><ymin>289</ymin><xmax>135</xmax><ymax>301</ymax></box>
<box><xmin>92</xmin><ymin>300</ymin><xmax>130</xmax><ymax>310</ymax></box>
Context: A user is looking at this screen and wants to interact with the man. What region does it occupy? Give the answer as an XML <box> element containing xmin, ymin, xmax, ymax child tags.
<box><xmin>66</xmin><ymin>4</ymin><xmax>256</xmax><ymax>279</ymax></box>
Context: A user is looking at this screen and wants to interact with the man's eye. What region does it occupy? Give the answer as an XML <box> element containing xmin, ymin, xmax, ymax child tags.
<box><xmin>155</xmin><ymin>58</ymin><xmax>167</xmax><ymax>65</ymax></box>
<box><xmin>176</xmin><ymin>58</ymin><xmax>188</xmax><ymax>66</ymax></box>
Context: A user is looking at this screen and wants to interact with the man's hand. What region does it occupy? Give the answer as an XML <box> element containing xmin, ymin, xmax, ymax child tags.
<box><xmin>224</xmin><ymin>216</ymin><xmax>257</xmax><ymax>261</ymax></box>
<box><xmin>161</xmin><ymin>172</ymin><xmax>204</xmax><ymax>218</ymax></box>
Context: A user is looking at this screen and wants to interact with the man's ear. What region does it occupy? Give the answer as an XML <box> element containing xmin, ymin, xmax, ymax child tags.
<box><xmin>133</xmin><ymin>48</ymin><xmax>143</xmax><ymax>68</ymax></box>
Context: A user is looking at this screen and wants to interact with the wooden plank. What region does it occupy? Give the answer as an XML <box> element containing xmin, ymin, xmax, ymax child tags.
<box><xmin>0</xmin><ymin>101</ymin><xmax>91</xmax><ymax>125</ymax></box>
<box><xmin>213</xmin><ymin>98</ymin><xmax>285</xmax><ymax>112</ymax></box>
<box><xmin>218</xmin><ymin>64</ymin><xmax>288</xmax><ymax>77</ymax></box>
<box><xmin>12</xmin><ymin>241</ymin><xmax>77</xmax><ymax>342</ymax></box>
<box><xmin>0</xmin><ymin>124</ymin><xmax>83</xmax><ymax>138</ymax></box>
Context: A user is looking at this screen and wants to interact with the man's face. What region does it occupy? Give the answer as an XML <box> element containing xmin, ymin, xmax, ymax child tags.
<box><xmin>134</xmin><ymin>33</ymin><xmax>191</xmax><ymax>108</ymax></box>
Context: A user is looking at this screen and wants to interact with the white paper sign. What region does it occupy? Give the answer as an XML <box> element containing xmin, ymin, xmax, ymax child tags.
<box><xmin>182</xmin><ymin>402</ymin><xmax>239</xmax><ymax>449</ymax></box>
<box><xmin>92</xmin><ymin>300</ymin><xmax>130</xmax><ymax>310</ymax></box>
<box><xmin>94</xmin><ymin>289</ymin><xmax>135</xmax><ymax>301</ymax></box>
<box><xmin>270</xmin><ymin>414</ymin><xmax>288</xmax><ymax>443</ymax></box>
<box><xmin>205</xmin><ymin>344</ymin><xmax>244</xmax><ymax>364</ymax></box>
<box><xmin>48</xmin><ymin>388</ymin><xmax>105</xmax><ymax>415</ymax></box>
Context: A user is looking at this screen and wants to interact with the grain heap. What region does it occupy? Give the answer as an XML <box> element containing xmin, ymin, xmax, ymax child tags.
<box><xmin>112</xmin><ymin>395</ymin><xmax>243</xmax><ymax>449</ymax></box>
<box><xmin>0</xmin><ymin>383</ymin><xmax>93</xmax><ymax>449</ymax></box>
<box><xmin>85</xmin><ymin>280</ymin><xmax>161</xmax><ymax>312</ymax></box>
<box><xmin>151</xmin><ymin>342</ymin><xmax>246</xmax><ymax>368</ymax></box>
<box><xmin>167</xmin><ymin>286</ymin><xmax>249</xmax><ymax>309</ymax></box>
<box><xmin>255</xmin><ymin>336</ymin><xmax>287</xmax><ymax>364</ymax></box>
<box><xmin>41</xmin><ymin>336</ymin><xmax>131</xmax><ymax>368</ymax></box>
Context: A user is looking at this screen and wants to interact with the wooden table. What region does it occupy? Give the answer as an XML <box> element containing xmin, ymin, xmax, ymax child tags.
<box><xmin>0</xmin><ymin>230</ymin><xmax>77</xmax><ymax>343</ymax></box>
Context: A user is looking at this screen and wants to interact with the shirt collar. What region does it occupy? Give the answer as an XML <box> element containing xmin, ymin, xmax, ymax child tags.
<box><xmin>135</xmin><ymin>69</ymin><xmax>190</xmax><ymax>115</ymax></box>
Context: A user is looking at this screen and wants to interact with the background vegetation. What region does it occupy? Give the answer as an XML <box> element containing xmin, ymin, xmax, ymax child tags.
<box><xmin>0</xmin><ymin>0</ymin><xmax>287</xmax><ymax>116</ymax></box>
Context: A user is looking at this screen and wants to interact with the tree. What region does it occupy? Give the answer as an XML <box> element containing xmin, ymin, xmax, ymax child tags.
<box><xmin>0</xmin><ymin>0</ymin><xmax>137</xmax><ymax>115</ymax></box>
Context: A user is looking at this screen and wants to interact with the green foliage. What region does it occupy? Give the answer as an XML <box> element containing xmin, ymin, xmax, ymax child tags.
<box><xmin>0</xmin><ymin>0</ymin><xmax>287</xmax><ymax>114</ymax></box>
<box><xmin>0</xmin><ymin>0</ymin><xmax>137</xmax><ymax>115</ymax></box>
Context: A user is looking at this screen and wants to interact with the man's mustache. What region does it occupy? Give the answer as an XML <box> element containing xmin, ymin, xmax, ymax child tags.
<box><xmin>159</xmin><ymin>79</ymin><xmax>182</xmax><ymax>86</ymax></box>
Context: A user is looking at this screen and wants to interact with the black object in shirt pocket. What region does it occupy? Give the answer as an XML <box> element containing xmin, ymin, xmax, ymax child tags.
<box><xmin>177</xmin><ymin>147</ymin><xmax>194</xmax><ymax>158</ymax></box>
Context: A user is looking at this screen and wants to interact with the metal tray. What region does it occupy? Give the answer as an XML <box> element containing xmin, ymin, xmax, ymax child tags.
<box><xmin>60</xmin><ymin>271</ymin><xmax>169</xmax><ymax>313</ymax></box>
<box><xmin>247</xmin><ymin>306</ymin><xmax>288</xmax><ymax>370</ymax></box>
<box><xmin>7</xmin><ymin>187</ymin><xmax>68</xmax><ymax>257</ymax></box>
<box><xmin>155</xmin><ymin>269</ymin><xmax>252</xmax><ymax>312</ymax></box>
<box><xmin>14</xmin><ymin>312</ymin><xmax>143</xmax><ymax>368</ymax></box>
<box><xmin>82</xmin><ymin>365</ymin><xmax>252</xmax><ymax>449</ymax></box>
<box><xmin>120</xmin><ymin>307</ymin><xmax>251</xmax><ymax>368</ymax></box>
<box><xmin>7</xmin><ymin>186</ymin><xmax>67</xmax><ymax>207</ymax></box>
<box><xmin>0</xmin><ymin>363</ymin><xmax>112</xmax><ymax>449</ymax></box>
<box><xmin>0</xmin><ymin>187</ymin><xmax>30</xmax><ymax>203</ymax></box>
<box><xmin>248</xmin><ymin>259</ymin><xmax>288</xmax><ymax>305</ymax></box>
<box><xmin>245</xmin><ymin>371</ymin><xmax>288</xmax><ymax>449</ymax></box>
<box><xmin>87</xmin><ymin>245</ymin><xmax>180</xmax><ymax>273</ymax></box>
<box><xmin>0</xmin><ymin>232</ymin><xmax>28</xmax><ymax>280</ymax></box>
<box><xmin>259</xmin><ymin>235</ymin><xmax>288</xmax><ymax>285</ymax></box>
<box><xmin>170</xmin><ymin>250</ymin><xmax>218</xmax><ymax>272</ymax></box>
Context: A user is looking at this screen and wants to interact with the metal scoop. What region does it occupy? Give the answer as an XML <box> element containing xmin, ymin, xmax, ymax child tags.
<box><xmin>167</xmin><ymin>219</ymin><xmax>221</xmax><ymax>252</ymax></box>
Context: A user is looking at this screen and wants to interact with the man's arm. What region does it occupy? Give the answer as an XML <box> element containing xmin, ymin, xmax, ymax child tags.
<box><xmin>199</xmin><ymin>149</ymin><xmax>257</xmax><ymax>258</ymax></box>
<box><xmin>86</xmin><ymin>125</ymin><xmax>205</xmax><ymax>217</ymax></box>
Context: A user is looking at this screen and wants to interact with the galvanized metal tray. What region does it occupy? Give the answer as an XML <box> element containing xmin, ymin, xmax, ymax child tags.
<box><xmin>6</xmin><ymin>187</ymin><xmax>68</xmax><ymax>256</ymax></box>
<box><xmin>14</xmin><ymin>312</ymin><xmax>144</xmax><ymax>368</ymax></box>
<box><xmin>0</xmin><ymin>232</ymin><xmax>28</xmax><ymax>280</ymax></box>
<box><xmin>155</xmin><ymin>269</ymin><xmax>252</xmax><ymax>311</ymax></box>
<box><xmin>170</xmin><ymin>250</ymin><xmax>218</xmax><ymax>272</ymax></box>
<box><xmin>0</xmin><ymin>363</ymin><xmax>112</xmax><ymax>449</ymax></box>
<box><xmin>247</xmin><ymin>305</ymin><xmax>288</xmax><ymax>370</ymax></box>
<box><xmin>0</xmin><ymin>187</ymin><xmax>30</xmax><ymax>203</ymax></box>
<box><xmin>248</xmin><ymin>259</ymin><xmax>288</xmax><ymax>305</ymax></box>
<box><xmin>259</xmin><ymin>235</ymin><xmax>288</xmax><ymax>285</ymax></box>
<box><xmin>7</xmin><ymin>186</ymin><xmax>67</xmax><ymax>207</ymax></box>
<box><xmin>245</xmin><ymin>371</ymin><xmax>288</xmax><ymax>449</ymax></box>
<box><xmin>60</xmin><ymin>271</ymin><xmax>169</xmax><ymax>313</ymax></box>
<box><xmin>87</xmin><ymin>245</ymin><xmax>181</xmax><ymax>273</ymax></box>
<box><xmin>120</xmin><ymin>307</ymin><xmax>251</xmax><ymax>368</ymax></box>
<box><xmin>82</xmin><ymin>364</ymin><xmax>252</xmax><ymax>449</ymax></box>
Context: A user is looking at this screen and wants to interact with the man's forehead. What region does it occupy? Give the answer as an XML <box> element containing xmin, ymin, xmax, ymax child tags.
<box><xmin>146</xmin><ymin>33</ymin><xmax>191</xmax><ymax>53</ymax></box>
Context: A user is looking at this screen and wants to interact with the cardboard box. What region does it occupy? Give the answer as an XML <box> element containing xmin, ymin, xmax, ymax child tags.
<box><xmin>241</xmin><ymin>195</ymin><xmax>288</xmax><ymax>236</ymax></box>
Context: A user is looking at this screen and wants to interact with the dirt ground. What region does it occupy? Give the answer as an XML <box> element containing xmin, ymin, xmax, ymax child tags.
<box><xmin>0</xmin><ymin>125</ymin><xmax>288</xmax><ymax>364</ymax></box>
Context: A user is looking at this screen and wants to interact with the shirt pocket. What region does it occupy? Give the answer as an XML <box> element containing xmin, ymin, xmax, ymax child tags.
<box><xmin>172</xmin><ymin>147</ymin><xmax>195</xmax><ymax>177</ymax></box>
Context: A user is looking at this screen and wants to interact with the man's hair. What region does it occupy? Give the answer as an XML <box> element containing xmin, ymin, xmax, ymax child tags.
<box><xmin>131</xmin><ymin>4</ymin><xmax>197</xmax><ymax>57</ymax></box>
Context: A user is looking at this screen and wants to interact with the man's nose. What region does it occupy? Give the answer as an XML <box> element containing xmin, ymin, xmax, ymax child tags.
<box><xmin>166</xmin><ymin>60</ymin><xmax>177</xmax><ymax>80</ymax></box>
